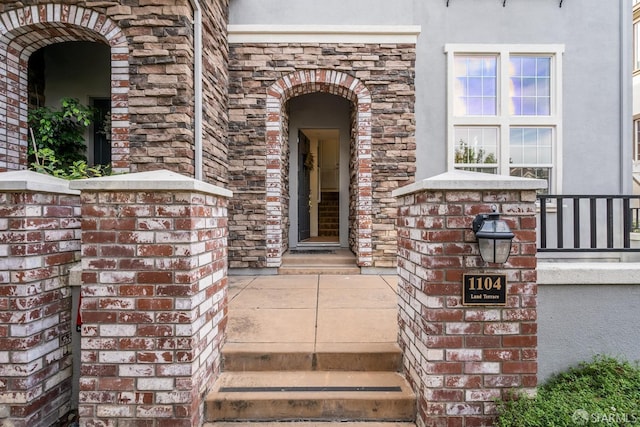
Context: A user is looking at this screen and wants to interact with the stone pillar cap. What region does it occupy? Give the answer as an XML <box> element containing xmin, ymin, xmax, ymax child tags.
<box><xmin>0</xmin><ymin>170</ymin><xmax>80</xmax><ymax>195</ymax></box>
<box><xmin>392</xmin><ymin>170</ymin><xmax>547</xmax><ymax>197</ymax></box>
<box><xmin>69</xmin><ymin>169</ymin><xmax>232</xmax><ymax>198</ymax></box>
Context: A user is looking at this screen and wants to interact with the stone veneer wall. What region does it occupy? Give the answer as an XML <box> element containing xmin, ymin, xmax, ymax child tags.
<box><xmin>394</xmin><ymin>172</ymin><xmax>543</xmax><ymax>427</ymax></box>
<box><xmin>198</xmin><ymin>0</ymin><xmax>230</xmax><ymax>185</ymax></box>
<box><xmin>0</xmin><ymin>0</ymin><xmax>229</xmax><ymax>186</ymax></box>
<box><xmin>71</xmin><ymin>170</ymin><xmax>230</xmax><ymax>426</ymax></box>
<box><xmin>0</xmin><ymin>171</ymin><xmax>81</xmax><ymax>427</ymax></box>
<box><xmin>228</xmin><ymin>43</ymin><xmax>416</xmax><ymax>269</ymax></box>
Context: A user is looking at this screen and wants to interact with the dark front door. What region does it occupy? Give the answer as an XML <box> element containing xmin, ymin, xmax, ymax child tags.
<box><xmin>92</xmin><ymin>98</ymin><xmax>111</xmax><ymax>166</ymax></box>
<box><xmin>298</xmin><ymin>130</ymin><xmax>311</xmax><ymax>241</ymax></box>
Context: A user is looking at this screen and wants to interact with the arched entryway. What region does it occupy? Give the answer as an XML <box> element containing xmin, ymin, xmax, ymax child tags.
<box><xmin>0</xmin><ymin>5</ymin><xmax>130</xmax><ymax>173</ymax></box>
<box><xmin>265</xmin><ymin>70</ymin><xmax>373</xmax><ymax>268</ymax></box>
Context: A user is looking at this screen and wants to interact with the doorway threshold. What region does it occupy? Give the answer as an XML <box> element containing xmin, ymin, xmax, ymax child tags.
<box><xmin>296</xmin><ymin>241</ymin><xmax>340</xmax><ymax>250</ymax></box>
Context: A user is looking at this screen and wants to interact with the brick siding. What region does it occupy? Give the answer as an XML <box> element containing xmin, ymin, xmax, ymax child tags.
<box><xmin>396</xmin><ymin>185</ymin><xmax>539</xmax><ymax>427</ymax></box>
<box><xmin>72</xmin><ymin>172</ymin><xmax>229</xmax><ymax>426</ymax></box>
<box><xmin>0</xmin><ymin>172</ymin><xmax>81</xmax><ymax>427</ymax></box>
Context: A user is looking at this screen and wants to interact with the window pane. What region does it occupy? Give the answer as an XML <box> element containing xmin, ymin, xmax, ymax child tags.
<box><xmin>454</xmin><ymin>127</ymin><xmax>498</xmax><ymax>166</ymax></box>
<box><xmin>522</xmin><ymin>78</ymin><xmax>536</xmax><ymax>96</ymax></box>
<box><xmin>510</xmin><ymin>167</ymin><xmax>550</xmax><ymax>194</ymax></box>
<box><xmin>459</xmin><ymin>166</ymin><xmax>498</xmax><ymax>174</ymax></box>
<box><xmin>482</xmin><ymin>98</ymin><xmax>496</xmax><ymax>115</ymax></box>
<box><xmin>510</xmin><ymin>127</ymin><xmax>553</xmax><ymax>165</ymax></box>
<box><xmin>510</xmin><ymin>55</ymin><xmax>551</xmax><ymax>116</ymax></box>
<box><xmin>454</xmin><ymin>55</ymin><xmax>497</xmax><ymax>116</ymax></box>
<box><xmin>636</xmin><ymin>22</ymin><xmax>640</xmax><ymax>71</ymax></box>
<box><xmin>635</xmin><ymin>119</ymin><xmax>640</xmax><ymax>161</ymax></box>
<box><xmin>537</xmin><ymin>57</ymin><xmax>550</xmax><ymax>76</ymax></box>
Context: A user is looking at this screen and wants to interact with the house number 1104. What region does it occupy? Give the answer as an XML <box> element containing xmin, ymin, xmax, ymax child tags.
<box><xmin>462</xmin><ymin>274</ymin><xmax>507</xmax><ymax>305</ymax></box>
<box><xmin>467</xmin><ymin>276</ymin><xmax>502</xmax><ymax>291</ymax></box>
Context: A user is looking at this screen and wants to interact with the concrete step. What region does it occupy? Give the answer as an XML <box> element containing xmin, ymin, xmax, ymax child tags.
<box><xmin>205</xmin><ymin>422</ymin><xmax>416</xmax><ymax>426</ymax></box>
<box><xmin>205</xmin><ymin>371</ymin><xmax>416</xmax><ymax>423</ymax></box>
<box><xmin>278</xmin><ymin>266</ymin><xmax>361</xmax><ymax>275</ymax></box>
<box><xmin>282</xmin><ymin>251</ymin><xmax>356</xmax><ymax>266</ymax></box>
<box><xmin>222</xmin><ymin>343</ymin><xmax>402</xmax><ymax>372</ymax></box>
<box><xmin>279</xmin><ymin>249</ymin><xmax>359</xmax><ymax>274</ymax></box>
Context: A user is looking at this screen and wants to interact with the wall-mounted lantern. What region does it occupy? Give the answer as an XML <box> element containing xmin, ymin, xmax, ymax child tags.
<box><xmin>472</xmin><ymin>207</ymin><xmax>514</xmax><ymax>264</ymax></box>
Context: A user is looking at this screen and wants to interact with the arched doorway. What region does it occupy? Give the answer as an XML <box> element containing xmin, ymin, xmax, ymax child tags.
<box><xmin>288</xmin><ymin>94</ymin><xmax>349</xmax><ymax>248</ymax></box>
<box><xmin>265</xmin><ymin>70</ymin><xmax>373</xmax><ymax>268</ymax></box>
<box><xmin>28</xmin><ymin>41</ymin><xmax>111</xmax><ymax>166</ymax></box>
<box><xmin>0</xmin><ymin>5</ymin><xmax>130</xmax><ymax>173</ymax></box>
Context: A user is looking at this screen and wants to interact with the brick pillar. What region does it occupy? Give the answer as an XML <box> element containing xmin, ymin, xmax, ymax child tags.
<box><xmin>0</xmin><ymin>171</ymin><xmax>81</xmax><ymax>427</ymax></box>
<box><xmin>70</xmin><ymin>170</ymin><xmax>231</xmax><ymax>427</ymax></box>
<box><xmin>393</xmin><ymin>171</ymin><xmax>545</xmax><ymax>427</ymax></box>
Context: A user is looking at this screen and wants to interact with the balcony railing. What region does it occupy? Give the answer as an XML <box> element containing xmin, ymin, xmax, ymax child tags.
<box><xmin>537</xmin><ymin>195</ymin><xmax>640</xmax><ymax>253</ymax></box>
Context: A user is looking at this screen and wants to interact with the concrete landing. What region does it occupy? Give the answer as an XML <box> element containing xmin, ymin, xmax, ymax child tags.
<box><xmin>225</xmin><ymin>274</ymin><xmax>400</xmax><ymax>352</ymax></box>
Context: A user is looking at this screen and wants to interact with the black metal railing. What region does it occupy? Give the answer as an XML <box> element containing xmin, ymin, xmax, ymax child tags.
<box><xmin>537</xmin><ymin>195</ymin><xmax>640</xmax><ymax>252</ymax></box>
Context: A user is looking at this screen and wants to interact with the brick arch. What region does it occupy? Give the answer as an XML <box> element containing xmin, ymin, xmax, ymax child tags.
<box><xmin>0</xmin><ymin>4</ymin><xmax>130</xmax><ymax>172</ymax></box>
<box><xmin>266</xmin><ymin>70</ymin><xmax>372</xmax><ymax>267</ymax></box>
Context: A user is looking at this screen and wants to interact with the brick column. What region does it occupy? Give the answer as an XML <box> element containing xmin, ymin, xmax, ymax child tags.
<box><xmin>0</xmin><ymin>171</ymin><xmax>81</xmax><ymax>427</ymax></box>
<box><xmin>70</xmin><ymin>170</ymin><xmax>231</xmax><ymax>427</ymax></box>
<box><xmin>393</xmin><ymin>171</ymin><xmax>545</xmax><ymax>427</ymax></box>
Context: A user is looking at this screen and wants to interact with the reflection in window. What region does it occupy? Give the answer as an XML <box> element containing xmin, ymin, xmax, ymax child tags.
<box><xmin>509</xmin><ymin>127</ymin><xmax>552</xmax><ymax>192</ymax></box>
<box><xmin>447</xmin><ymin>45</ymin><xmax>562</xmax><ymax>192</ymax></box>
<box><xmin>509</xmin><ymin>128</ymin><xmax>552</xmax><ymax>164</ymax></box>
<box><xmin>635</xmin><ymin>21</ymin><xmax>640</xmax><ymax>71</ymax></box>
<box><xmin>454</xmin><ymin>127</ymin><xmax>498</xmax><ymax>172</ymax></box>
<box><xmin>509</xmin><ymin>56</ymin><xmax>551</xmax><ymax>115</ymax></box>
<box><xmin>454</xmin><ymin>56</ymin><xmax>497</xmax><ymax>116</ymax></box>
<box><xmin>635</xmin><ymin>119</ymin><xmax>640</xmax><ymax>161</ymax></box>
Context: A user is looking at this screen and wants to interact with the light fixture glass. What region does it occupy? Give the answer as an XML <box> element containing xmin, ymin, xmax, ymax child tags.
<box><xmin>472</xmin><ymin>211</ymin><xmax>515</xmax><ymax>264</ymax></box>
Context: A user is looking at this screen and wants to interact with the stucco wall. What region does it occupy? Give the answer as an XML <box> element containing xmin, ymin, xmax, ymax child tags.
<box><xmin>229</xmin><ymin>0</ymin><xmax>629</xmax><ymax>194</ymax></box>
<box><xmin>538</xmin><ymin>263</ymin><xmax>640</xmax><ymax>381</ymax></box>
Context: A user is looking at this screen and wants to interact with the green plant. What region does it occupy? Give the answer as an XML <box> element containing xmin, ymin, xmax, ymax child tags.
<box><xmin>28</xmin><ymin>97</ymin><xmax>95</xmax><ymax>168</ymax></box>
<box><xmin>30</xmin><ymin>148</ymin><xmax>110</xmax><ymax>180</ymax></box>
<box><xmin>496</xmin><ymin>356</ymin><xmax>640</xmax><ymax>426</ymax></box>
<box><xmin>454</xmin><ymin>139</ymin><xmax>497</xmax><ymax>165</ymax></box>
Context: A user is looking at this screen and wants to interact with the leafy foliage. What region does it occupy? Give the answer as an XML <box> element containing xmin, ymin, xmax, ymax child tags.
<box><xmin>496</xmin><ymin>356</ymin><xmax>640</xmax><ymax>427</ymax></box>
<box><xmin>30</xmin><ymin>148</ymin><xmax>111</xmax><ymax>180</ymax></box>
<box><xmin>455</xmin><ymin>139</ymin><xmax>497</xmax><ymax>164</ymax></box>
<box><xmin>28</xmin><ymin>97</ymin><xmax>94</xmax><ymax>168</ymax></box>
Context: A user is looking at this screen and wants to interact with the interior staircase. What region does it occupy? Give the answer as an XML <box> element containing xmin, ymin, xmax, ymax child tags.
<box><xmin>278</xmin><ymin>248</ymin><xmax>360</xmax><ymax>275</ymax></box>
<box><xmin>318</xmin><ymin>191</ymin><xmax>339</xmax><ymax>237</ymax></box>
<box><xmin>204</xmin><ymin>343</ymin><xmax>416</xmax><ymax>426</ymax></box>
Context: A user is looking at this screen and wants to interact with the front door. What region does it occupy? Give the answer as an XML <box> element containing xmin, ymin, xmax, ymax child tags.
<box><xmin>92</xmin><ymin>98</ymin><xmax>111</xmax><ymax>166</ymax></box>
<box><xmin>298</xmin><ymin>130</ymin><xmax>311</xmax><ymax>241</ymax></box>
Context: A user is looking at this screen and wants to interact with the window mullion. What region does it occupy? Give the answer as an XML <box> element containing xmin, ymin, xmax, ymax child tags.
<box><xmin>500</xmin><ymin>51</ymin><xmax>511</xmax><ymax>176</ymax></box>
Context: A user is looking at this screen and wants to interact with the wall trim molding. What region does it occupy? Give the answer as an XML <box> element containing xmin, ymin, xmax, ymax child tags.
<box><xmin>228</xmin><ymin>25</ymin><xmax>421</xmax><ymax>43</ymax></box>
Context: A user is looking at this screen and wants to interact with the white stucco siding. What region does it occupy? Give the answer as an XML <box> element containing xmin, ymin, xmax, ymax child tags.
<box><xmin>230</xmin><ymin>0</ymin><xmax>629</xmax><ymax>194</ymax></box>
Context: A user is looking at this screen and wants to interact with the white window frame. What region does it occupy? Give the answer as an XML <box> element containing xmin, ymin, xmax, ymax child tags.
<box><xmin>634</xmin><ymin>117</ymin><xmax>640</xmax><ymax>162</ymax></box>
<box><xmin>445</xmin><ymin>44</ymin><xmax>565</xmax><ymax>193</ymax></box>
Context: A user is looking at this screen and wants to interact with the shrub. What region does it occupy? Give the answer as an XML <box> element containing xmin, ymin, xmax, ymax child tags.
<box><xmin>28</xmin><ymin>97</ymin><xmax>94</xmax><ymax>168</ymax></box>
<box><xmin>30</xmin><ymin>148</ymin><xmax>111</xmax><ymax>180</ymax></box>
<box><xmin>496</xmin><ymin>356</ymin><xmax>640</xmax><ymax>426</ymax></box>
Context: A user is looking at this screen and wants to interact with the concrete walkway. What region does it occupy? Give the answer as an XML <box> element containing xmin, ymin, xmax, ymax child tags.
<box><xmin>206</xmin><ymin>275</ymin><xmax>416</xmax><ymax>426</ymax></box>
<box><xmin>226</xmin><ymin>274</ymin><xmax>400</xmax><ymax>355</ymax></box>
